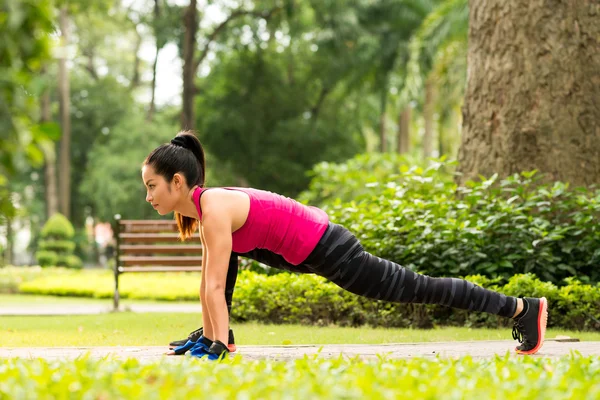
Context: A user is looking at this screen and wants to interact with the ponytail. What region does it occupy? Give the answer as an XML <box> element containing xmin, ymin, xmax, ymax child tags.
<box><xmin>175</xmin><ymin>211</ymin><xmax>197</xmax><ymax>241</ymax></box>
<box><xmin>144</xmin><ymin>130</ymin><xmax>206</xmax><ymax>241</ymax></box>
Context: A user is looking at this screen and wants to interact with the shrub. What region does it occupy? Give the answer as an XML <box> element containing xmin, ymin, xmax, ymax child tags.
<box><xmin>298</xmin><ymin>153</ymin><xmax>442</xmax><ymax>206</ymax></box>
<box><xmin>63</xmin><ymin>254</ymin><xmax>83</xmax><ymax>269</ymax></box>
<box><xmin>300</xmin><ymin>156</ymin><xmax>600</xmax><ymax>284</ymax></box>
<box><xmin>35</xmin><ymin>214</ymin><xmax>82</xmax><ymax>269</ymax></box>
<box><xmin>35</xmin><ymin>250</ymin><xmax>58</xmax><ymax>268</ymax></box>
<box><xmin>40</xmin><ymin>213</ymin><xmax>75</xmax><ymax>239</ymax></box>
<box><xmin>38</xmin><ymin>240</ymin><xmax>76</xmax><ymax>253</ymax></box>
<box><xmin>19</xmin><ymin>269</ymin><xmax>598</xmax><ymax>331</ymax></box>
<box><xmin>230</xmin><ymin>272</ymin><xmax>600</xmax><ymax>331</ymax></box>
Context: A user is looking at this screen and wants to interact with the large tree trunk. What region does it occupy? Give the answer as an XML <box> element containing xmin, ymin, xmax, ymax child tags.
<box><xmin>181</xmin><ymin>0</ymin><xmax>198</xmax><ymax>130</ymax></box>
<box><xmin>58</xmin><ymin>6</ymin><xmax>71</xmax><ymax>218</ymax></box>
<box><xmin>422</xmin><ymin>78</ymin><xmax>434</xmax><ymax>159</ymax></box>
<box><xmin>458</xmin><ymin>0</ymin><xmax>600</xmax><ymax>186</ymax></box>
<box><xmin>397</xmin><ymin>105</ymin><xmax>411</xmax><ymax>154</ymax></box>
<box><xmin>41</xmin><ymin>81</ymin><xmax>58</xmax><ymax>218</ymax></box>
<box><xmin>147</xmin><ymin>0</ymin><xmax>161</xmax><ymax>121</ymax></box>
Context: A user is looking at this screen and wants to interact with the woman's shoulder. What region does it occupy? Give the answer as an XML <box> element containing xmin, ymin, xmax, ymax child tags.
<box><xmin>200</xmin><ymin>187</ymin><xmax>250</xmax><ymax>209</ymax></box>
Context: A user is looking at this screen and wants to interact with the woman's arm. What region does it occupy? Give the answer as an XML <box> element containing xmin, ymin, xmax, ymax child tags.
<box><xmin>199</xmin><ymin>226</ymin><xmax>213</xmax><ymax>340</ymax></box>
<box><xmin>199</xmin><ymin>199</ymin><xmax>233</xmax><ymax>346</ymax></box>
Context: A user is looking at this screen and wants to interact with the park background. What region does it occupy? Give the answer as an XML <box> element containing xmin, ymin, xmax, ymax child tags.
<box><xmin>1</xmin><ymin>1</ymin><xmax>600</xmax><ymax>398</ymax></box>
<box><xmin>1</xmin><ymin>0</ymin><xmax>599</xmax><ymax>329</ymax></box>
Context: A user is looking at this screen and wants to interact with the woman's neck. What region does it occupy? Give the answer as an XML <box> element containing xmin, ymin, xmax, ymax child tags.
<box><xmin>174</xmin><ymin>186</ymin><xmax>200</xmax><ymax>219</ymax></box>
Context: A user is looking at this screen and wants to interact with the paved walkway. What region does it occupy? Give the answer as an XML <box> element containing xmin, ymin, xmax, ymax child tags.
<box><xmin>0</xmin><ymin>303</ymin><xmax>202</xmax><ymax>316</ymax></box>
<box><xmin>1</xmin><ymin>340</ymin><xmax>598</xmax><ymax>361</ymax></box>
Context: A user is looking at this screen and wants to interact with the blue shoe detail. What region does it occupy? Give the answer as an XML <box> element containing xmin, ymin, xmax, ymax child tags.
<box><xmin>171</xmin><ymin>339</ymin><xmax>196</xmax><ymax>355</ymax></box>
<box><xmin>189</xmin><ymin>339</ymin><xmax>211</xmax><ymax>358</ymax></box>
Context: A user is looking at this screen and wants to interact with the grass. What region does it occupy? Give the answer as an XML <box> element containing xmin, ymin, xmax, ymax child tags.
<box><xmin>1</xmin><ymin>355</ymin><xmax>599</xmax><ymax>399</ymax></box>
<box><xmin>1</xmin><ymin>312</ymin><xmax>599</xmax><ymax>347</ymax></box>
<box><xmin>0</xmin><ymin>294</ymin><xmax>195</xmax><ymax>306</ymax></box>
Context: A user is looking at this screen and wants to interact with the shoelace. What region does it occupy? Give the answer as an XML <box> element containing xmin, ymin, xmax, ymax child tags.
<box><xmin>512</xmin><ymin>321</ymin><xmax>524</xmax><ymax>343</ymax></box>
<box><xmin>188</xmin><ymin>328</ymin><xmax>203</xmax><ymax>342</ymax></box>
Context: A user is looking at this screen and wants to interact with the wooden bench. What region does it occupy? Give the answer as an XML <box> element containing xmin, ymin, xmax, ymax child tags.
<box><xmin>113</xmin><ymin>216</ymin><xmax>203</xmax><ymax>310</ymax></box>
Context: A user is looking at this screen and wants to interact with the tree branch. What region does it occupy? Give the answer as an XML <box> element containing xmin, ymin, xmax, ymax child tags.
<box><xmin>80</xmin><ymin>47</ymin><xmax>99</xmax><ymax>80</ymax></box>
<box><xmin>194</xmin><ymin>7</ymin><xmax>282</xmax><ymax>72</ymax></box>
<box><xmin>311</xmin><ymin>85</ymin><xmax>331</xmax><ymax>122</ymax></box>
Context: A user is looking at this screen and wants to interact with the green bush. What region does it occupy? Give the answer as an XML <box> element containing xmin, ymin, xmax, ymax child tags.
<box><xmin>62</xmin><ymin>255</ymin><xmax>83</xmax><ymax>269</ymax></box>
<box><xmin>231</xmin><ymin>271</ymin><xmax>600</xmax><ymax>331</ymax></box>
<box><xmin>18</xmin><ymin>268</ymin><xmax>600</xmax><ymax>331</ymax></box>
<box><xmin>300</xmin><ymin>155</ymin><xmax>600</xmax><ymax>284</ymax></box>
<box><xmin>2</xmin><ymin>356</ymin><xmax>599</xmax><ymax>399</ymax></box>
<box><xmin>35</xmin><ymin>250</ymin><xmax>58</xmax><ymax>268</ymax></box>
<box><xmin>0</xmin><ymin>266</ymin><xmax>75</xmax><ymax>293</ymax></box>
<box><xmin>40</xmin><ymin>213</ymin><xmax>75</xmax><ymax>239</ymax></box>
<box><xmin>38</xmin><ymin>240</ymin><xmax>76</xmax><ymax>253</ymax></box>
<box><xmin>298</xmin><ymin>153</ymin><xmax>441</xmax><ymax>206</ymax></box>
<box><xmin>36</xmin><ymin>214</ymin><xmax>82</xmax><ymax>269</ymax></box>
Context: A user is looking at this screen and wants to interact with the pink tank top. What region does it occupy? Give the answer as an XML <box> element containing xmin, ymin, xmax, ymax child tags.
<box><xmin>193</xmin><ymin>187</ymin><xmax>329</xmax><ymax>265</ymax></box>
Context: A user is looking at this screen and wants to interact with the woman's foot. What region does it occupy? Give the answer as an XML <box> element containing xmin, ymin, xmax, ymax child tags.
<box><xmin>512</xmin><ymin>297</ymin><xmax>548</xmax><ymax>355</ymax></box>
<box><xmin>167</xmin><ymin>327</ymin><xmax>237</xmax><ymax>355</ymax></box>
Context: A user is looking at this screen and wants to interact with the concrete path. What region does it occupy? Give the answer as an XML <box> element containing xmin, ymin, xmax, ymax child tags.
<box><xmin>2</xmin><ymin>340</ymin><xmax>598</xmax><ymax>361</ymax></box>
<box><xmin>0</xmin><ymin>303</ymin><xmax>202</xmax><ymax>316</ymax></box>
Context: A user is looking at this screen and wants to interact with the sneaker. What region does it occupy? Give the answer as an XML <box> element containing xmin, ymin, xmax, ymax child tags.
<box><xmin>512</xmin><ymin>297</ymin><xmax>548</xmax><ymax>355</ymax></box>
<box><xmin>169</xmin><ymin>327</ymin><xmax>203</xmax><ymax>348</ymax></box>
<box><xmin>169</xmin><ymin>327</ymin><xmax>237</xmax><ymax>353</ymax></box>
<box><xmin>189</xmin><ymin>336</ymin><xmax>213</xmax><ymax>358</ymax></box>
<box><xmin>206</xmin><ymin>340</ymin><xmax>230</xmax><ymax>361</ymax></box>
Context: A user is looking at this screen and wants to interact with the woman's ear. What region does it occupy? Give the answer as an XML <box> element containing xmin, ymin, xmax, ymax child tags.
<box><xmin>173</xmin><ymin>173</ymin><xmax>183</xmax><ymax>189</ymax></box>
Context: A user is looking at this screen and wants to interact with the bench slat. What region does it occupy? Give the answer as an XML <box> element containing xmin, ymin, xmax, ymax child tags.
<box><xmin>119</xmin><ymin>245</ymin><xmax>203</xmax><ymax>254</ymax></box>
<box><xmin>119</xmin><ymin>220</ymin><xmax>180</xmax><ymax>233</ymax></box>
<box><xmin>118</xmin><ymin>266</ymin><xmax>202</xmax><ymax>273</ymax></box>
<box><xmin>119</xmin><ymin>233</ymin><xmax>200</xmax><ymax>243</ymax></box>
<box><xmin>120</xmin><ymin>256</ymin><xmax>202</xmax><ymax>266</ymax></box>
<box><xmin>119</xmin><ymin>220</ymin><xmax>177</xmax><ymax>225</ymax></box>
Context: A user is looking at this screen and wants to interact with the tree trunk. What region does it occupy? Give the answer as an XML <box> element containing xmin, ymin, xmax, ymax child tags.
<box><xmin>423</xmin><ymin>78</ymin><xmax>434</xmax><ymax>159</ymax></box>
<box><xmin>130</xmin><ymin>31</ymin><xmax>143</xmax><ymax>89</ymax></box>
<box><xmin>41</xmin><ymin>82</ymin><xmax>58</xmax><ymax>219</ymax></box>
<box><xmin>181</xmin><ymin>0</ymin><xmax>198</xmax><ymax>130</ymax></box>
<box><xmin>379</xmin><ymin>113</ymin><xmax>387</xmax><ymax>153</ymax></box>
<box><xmin>5</xmin><ymin>217</ymin><xmax>13</xmax><ymax>266</ymax></box>
<box><xmin>397</xmin><ymin>105</ymin><xmax>411</xmax><ymax>154</ymax></box>
<box><xmin>458</xmin><ymin>0</ymin><xmax>600</xmax><ymax>186</ymax></box>
<box><xmin>58</xmin><ymin>6</ymin><xmax>71</xmax><ymax>218</ymax></box>
<box><xmin>147</xmin><ymin>0</ymin><xmax>161</xmax><ymax>121</ymax></box>
<box><xmin>379</xmin><ymin>87</ymin><xmax>388</xmax><ymax>153</ymax></box>
<box><xmin>438</xmin><ymin>114</ymin><xmax>446</xmax><ymax>157</ymax></box>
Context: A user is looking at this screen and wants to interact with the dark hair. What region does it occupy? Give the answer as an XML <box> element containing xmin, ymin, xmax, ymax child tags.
<box><xmin>144</xmin><ymin>130</ymin><xmax>206</xmax><ymax>240</ymax></box>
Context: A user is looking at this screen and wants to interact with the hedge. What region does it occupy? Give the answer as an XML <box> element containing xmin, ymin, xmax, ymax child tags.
<box><xmin>17</xmin><ymin>269</ymin><xmax>600</xmax><ymax>331</ymax></box>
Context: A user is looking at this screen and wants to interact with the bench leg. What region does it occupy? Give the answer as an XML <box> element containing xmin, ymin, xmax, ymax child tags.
<box><xmin>113</xmin><ymin>271</ymin><xmax>120</xmax><ymax>311</ymax></box>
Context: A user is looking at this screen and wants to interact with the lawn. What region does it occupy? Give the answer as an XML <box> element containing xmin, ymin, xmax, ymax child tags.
<box><xmin>2</xmin><ymin>312</ymin><xmax>599</xmax><ymax>347</ymax></box>
<box><xmin>0</xmin><ymin>294</ymin><xmax>194</xmax><ymax>306</ymax></box>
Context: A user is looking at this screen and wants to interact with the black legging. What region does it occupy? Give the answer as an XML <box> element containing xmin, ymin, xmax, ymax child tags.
<box><xmin>224</xmin><ymin>222</ymin><xmax>518</xmax><ymax>319</ymax></box>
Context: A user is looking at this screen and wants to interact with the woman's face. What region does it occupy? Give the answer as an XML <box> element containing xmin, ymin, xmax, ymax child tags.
<box><xmin>141</xmin><ymin>164</ymin><xmax>178</xmax><ymax>216</ymax></box>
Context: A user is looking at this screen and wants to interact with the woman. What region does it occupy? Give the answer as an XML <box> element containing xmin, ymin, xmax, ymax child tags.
<box><xmin>143</xmin><ymin>131</ymin><xmax>548</xmax><ymax>360</ymax></box>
